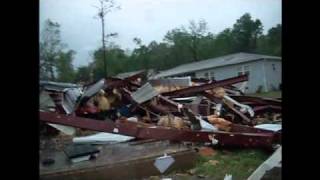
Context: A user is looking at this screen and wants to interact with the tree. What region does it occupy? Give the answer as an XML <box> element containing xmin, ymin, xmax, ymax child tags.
<box><xmin>231</xmin><ymin>13</ymin><xmax>263</xmax><ymax>52</ymax></box>
<box><xmin>164</xmin><ymin>28</ymin><xmax>193</xmax><ymax>65</ymax></box>
<box><xmin>132</xmin><ymin>38</ymin><xmax>151</xmax><ymax>69</ymax></box>
<box><xmin>85</xmin><ymin>14</ymin><xmax>280</xmax><ymax>79</ymax></box>
<box><xmin>256</xmin><ymin>24</ymin><xmax>281</xmax><ymax>56</ymax></box>
<box><xmin>74</xmin><ymin>66</ymin><xmax>92</xmax><ymax>83</ymax></box>
<box><xmin>213</xmin><ymin>28</ymin><xmax>236</xmax><ymax>56</ymax></box>
<box><xmin>267</xmin><ymin>24</ymin><xmax>281</xmax><ymax>55</ymax></box>
<box><xmin>164</xmin><ymin>19</ymin><xmax>211</xmax><ymax>63</ymax></box>
<box><xmin>93</xmin><ymin>0</ymin><xmax>120</xmax><ymax>77</ymax></box>
<box><xmin>91</xmin><ymin>43</ymin><xmax>129</xmax><ymax>79</ymax></box>
<box><xmin>40</xmin><ymin>19</ymin><xmax>77</xmax><ymax>82</ymax></box>
<box><xmin>56</xmin><ymin>50</ymin><xmax>76</xmax><ymax>82</ymax></box>
<box><xmin>40</xmin><ymin>19</ymin><xmax>65</xmax><ymax>80</ymax></box>
<box><xmin>187</xmin><ymin>19</ymin><xmax>208</xmax><ymax>61</ymax></box>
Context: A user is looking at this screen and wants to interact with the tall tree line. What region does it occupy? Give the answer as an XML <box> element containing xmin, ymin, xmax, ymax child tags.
<box><xmin>40</xmin><ymin>13</ymin><xmax>281</xmax><ymax>83</ymax></box>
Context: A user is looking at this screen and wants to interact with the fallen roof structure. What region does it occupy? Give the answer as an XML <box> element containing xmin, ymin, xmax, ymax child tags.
<box><xmin>39</xmin><ymin>72</ymin><xmax>281</xmax><ymax>149</ymax></box>
<box><xmin>39</xmin><ymin>71</ymin><xmax>281</xmax><ymax>179</ymax></box>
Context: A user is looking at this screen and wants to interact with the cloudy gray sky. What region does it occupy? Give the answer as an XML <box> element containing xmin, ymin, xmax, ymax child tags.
<box><xmin>40</xmin><ymin>0</ymin><xmax>281</xmax><ymax>68</ymax></box>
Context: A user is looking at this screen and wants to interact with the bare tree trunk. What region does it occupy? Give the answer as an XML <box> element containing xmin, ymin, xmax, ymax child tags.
<box><xmin>101</xmin><ymin>12</ymin><xmax>107</xmax><ymax>77</ymax></box>
<box><xmin>191</xmin><ymin>36</ymin><xmax>199</xmax><ymax>62</ymax></box>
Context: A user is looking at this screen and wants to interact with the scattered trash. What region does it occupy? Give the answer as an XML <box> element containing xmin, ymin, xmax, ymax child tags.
<box><xmin>254</xmin><ymin>124</ymin><xmax>282</xmax><ymax>132</ymax></box>
<box><xmin>198</xmin><ymin>147</ymin><xmax>216</xmax><ymax>157</ymax></box>
<box><xmin>47</xmin><ymin>123</ymin><xmax>76</xmax><ymax>136</ymax></box>
<box><xmin>154</xmin><ymin>153</ymin><xmax>175</xmax><ymax>174</ymax></box>
<box><xmin>157</xmin><ymin>114</ymin><xmax>187</xmax><ymax>129</ymax></box>
<box><xmin>207</xmin><ymin>160</ymin><xmax>219</xmax><ymax>166</ymax></box>
<box><xmin>175</xmin><ymin>173</ymin><xmax>188</xmax><ymax>176</ymax></box>
<box><xmin>198</xmin><ymin>116</ymin><xmax>218</xmax><ymax>131</ymax></box>
<box><xmin>40</xmin><ymin>72</ymin><xmax>281</xmax><ymax>179</ymax></box>
<box><xmin>224</xmin><ymin>174</ymin><xmax>232</xmax><ymax>180</ymax></box>
<box><xmin>248</xmin><ymin>146</ymin><xmax>282</xmax><ymax>180</ymax></box>
<box><xmin>187</xmin><ymin>168</ymin><xmax>196</xmax><ymax>175</ymax></box>
<box><xmin>197</xmin><ymin>174</ymin><xmax>207</xmax><ymax>178</ymax></box>
<box><xmin>63</xmin><ymin>144</ymin><xmax>100</xmax><ymax>164</ymax></box>
<box><xmin>73</xmin><ymin>132</ymin><xmax>135</xmax><ymax>144</ymax></box>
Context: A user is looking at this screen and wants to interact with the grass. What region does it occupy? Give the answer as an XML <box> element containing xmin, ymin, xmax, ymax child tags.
<box><xmin>188</xmin><ymin>91</ymin><xmax>280</xmax><ymax>179</ymax></box>
<box><xmin>248</xmin><ymin>91</ymin><xmax>281</xmax><ymax>98</ymax></box>
<box><xmin>193</xmin><ymin>149</ymin><xmax>270</xmax><ymax>179</ymax></box>
<box><xmin>158</xmin><ymin>91</ymin><xmax>280</xmax><ymax>180</ymax></box>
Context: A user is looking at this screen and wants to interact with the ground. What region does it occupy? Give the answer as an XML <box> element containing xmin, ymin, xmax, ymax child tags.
<box><xmin>194</xmin><ymin>148</ymin><xmax>269</xmax><ymax>179</ymax></box>
<box><xmin>145</xmin><ymin>91</ymin><xmax>281</xmax><ymax>180</ymax></box>
<box><xmin>146</xmin><ymin>148</ymin><xmax>270</xmax><ymax>180</ymax></box>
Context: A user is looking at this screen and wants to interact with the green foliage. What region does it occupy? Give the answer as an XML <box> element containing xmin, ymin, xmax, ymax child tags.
<box><xmin>256</xmin><ymin>24</ymin><xmax>281</xmax><ymax>56</ymax></box>
<box><xmin>40</xmin><ymin>19</ymin><xmax>76</xmax><ymax>82</ymax></box>
<box><xmin>87</xmin><ymin>14</ymin><xmax>281</xmax><ymax>80</ymax></box>
<box><xmin>91</xmin><ymin>45</ymin><xmax>130</xmax><ymax>80</ymax></box>
<box><xmin>56</xmin><ymin>50</ymin><xmax>76</xmax><ymax>82</ymax></box>
<box><xmin>194</xmin><ymin>149</ymin><xmax>269</xmax><ymax>179</ymax></box>
<box><xmin>231</xmin><ymin>13</ymin><xmax>263</xmax><ymax>52</ymax></box>
<box><xmin>40</xmin><ymin>13</ymin><xmax>281</xmax><ymax>83</ymax></box>
<box><xmin>40</xmin><ymin>19</ymin><xmax>64</xmax><ymax>80</ymax></box>
<box><xmin>74</xmin><ymin>66</ymin><xmax>92</xmax><ymax>83</ymax></box>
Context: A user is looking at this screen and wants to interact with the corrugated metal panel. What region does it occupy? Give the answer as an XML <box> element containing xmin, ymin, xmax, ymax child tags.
<box><xmin>115</xmin><ymin>70</ymin><xmax>145</xmax><ymax>79</ymax></box>
<box><xmin>40</xmin><ymin>81</ymin><xmax>81</xmax><ymax>92</ymax></box>
<box><xmin>149</xmin><ymin>77</ymin><xmax>192</xmax><ymax>87</ymax></box>
<box><xmin>63</xmin><ymin>88</ymin><xmax>82</xmax><ymax>114</ymax></box>
<box><xmin>82</xmin><ymin>79</ymin><xmax>105</xmax><ymax>98</ymax></box>
<box><xmin>40</xmin><ymin>80</ymin><xmax>83</xmax><ymax>114</ymax></box>
<box><xmin>153</xmin><ymin>52</ymin><xmax>281</xmax><ymax>78</ymax></box>
<box><xmin>39</xmin><ymin>91</ymin><xmax>56</xmax><ymax>111</ymax></box>
<box><xmin>131</xmin><ymin>83</ymin><xmax>159</xmax><ymax>104</ymax></box>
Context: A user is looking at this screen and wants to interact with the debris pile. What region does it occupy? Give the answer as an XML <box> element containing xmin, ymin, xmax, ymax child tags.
<box><xmin>39</xmin><ymin>71</ymin><xmax>281</xmax><ymax>150</ymax></box>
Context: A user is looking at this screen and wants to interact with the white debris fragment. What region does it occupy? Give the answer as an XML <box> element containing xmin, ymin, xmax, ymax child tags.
<box><xmin>254</xmin><ymin>124</ymin><xmax>282</xmax><ymax>132</ymax></box>
<box><xmin>224</xmin><ymin>174</ymin><xmax>232</xmax><ymax>180</ymax></box>
<box><xmin>154</xmin><ymin>153</ymin><xmax>175</xmax><ymax>173</ymax></box>
<box><xmin>73</xmin><ymin>132</ymin><xmax>134</xmax><ymax>144</ymax></box>
<box><xmin>47</xmin><ymin>123</ymin><xmax>76</xmax><ymax>136</ymax></box>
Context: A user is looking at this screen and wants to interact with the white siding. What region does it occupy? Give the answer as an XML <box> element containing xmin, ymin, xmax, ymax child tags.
<box><xmin>264</xmin><ymin>59</ymin><xmax>282</xmax><ymax>91</ymax></box>
<box><xmin>194</xmin><ymin>60</ymin><xmax>272</xmax><ymax>93</ymax></box>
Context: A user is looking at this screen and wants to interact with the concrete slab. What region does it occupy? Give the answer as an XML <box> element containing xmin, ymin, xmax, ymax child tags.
<box><xmin>40</xmin><ymin>140</ymin><xmax>198</xmax><ymax>180</ymax></box>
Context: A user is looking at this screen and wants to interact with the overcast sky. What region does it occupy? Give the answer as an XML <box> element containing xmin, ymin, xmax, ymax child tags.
<box><xmin>40</xmin><ymin>0</ymin><xmax>282</xmax><ymax>68</ymax></box>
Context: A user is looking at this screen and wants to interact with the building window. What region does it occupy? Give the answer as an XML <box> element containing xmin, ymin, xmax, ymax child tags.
<box><xmin>272</xmin><ymin>64</ymin><xmax>276</xmax><ymax>71</ymax></box>
<box><xmin>237</xmin><ymin>65</ymin><xmax>250</xmax><ymax>77</ymax></box>
<box><xmin>209</xmin><ymin>71</ymin><xmax>215</xmax><ymax>80</ymax></box>
<box><xmin>204</xmin><ymin>72</ymin><xmax>209</xmax><ymax>79</ymax></box>
<box><xmin>237</xmin><ymin>67</ymin><xmax>243</xmax><ymax>76</ymax></box>
<box><xmin>244</xmin><ymin>65</ymin><xmax>250</xmax><ymax>75</ymax></box>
